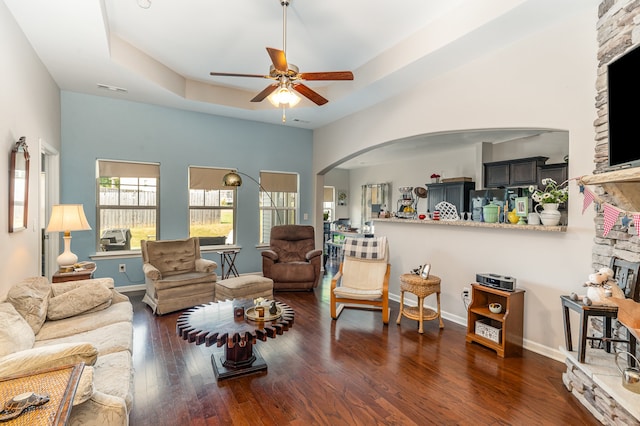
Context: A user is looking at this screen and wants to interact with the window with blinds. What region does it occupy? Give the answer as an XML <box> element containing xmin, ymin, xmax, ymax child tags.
<box><xmin>96</xmin><ymin>159</ymin><xmax>159</xmax><ymax>251</ymax></box>
<box><xmin>188</xmin><ymin>166</ymin><xmax>236</xmax><ymax>246</ymax></box>
<box><xmin>323</xmin><ymin>186</ymin><xmax>335</xmax><ymax>222</ymax></box>
<box><xmin>259</xmin><ymin>171</ymin><xmax>298</xmax><ymax>244</ymax></box>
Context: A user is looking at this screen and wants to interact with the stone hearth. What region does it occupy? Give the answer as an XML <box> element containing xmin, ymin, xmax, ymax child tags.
<box><xmin>562</xmin><ymin>347</ymin><xmax>640</xmax><ymax>425</ymax></box>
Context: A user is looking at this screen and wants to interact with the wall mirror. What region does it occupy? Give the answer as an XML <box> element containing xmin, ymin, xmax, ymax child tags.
<box><xmin>361</xmin><ymin>183</ymin><xmax>389</xmax><ymax>229</ymax></box>
<box><xmin>9</xmin><ymin>137</ymin><xmax>30</xmax><ymax>233</ymax></box>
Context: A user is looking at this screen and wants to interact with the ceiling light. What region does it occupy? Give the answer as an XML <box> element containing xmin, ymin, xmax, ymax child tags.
<box><xmin>267</xmin><ymin>84</ymin><xmax>300</xmax><ymax>108</ymax></box>
<box><xmin>137</xmin><ymin>0</ymin><xmax>152</xmax><ymax>9</ymax></box>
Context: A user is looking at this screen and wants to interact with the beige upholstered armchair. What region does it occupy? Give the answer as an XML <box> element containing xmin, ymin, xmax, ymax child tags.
<box><xmin>141</xmin><ymin>237</ymin><xmax>217</xmax><ymax>315</ymax></box>
<box><xmin>331</xmin><ymin>236</ymin><xmax>390</xmax><ymax>323</ymax></box>
<box><xmin>261</xmin><ymin>225</ymin><xmax>322</xmax><ymax>291</ymax></box>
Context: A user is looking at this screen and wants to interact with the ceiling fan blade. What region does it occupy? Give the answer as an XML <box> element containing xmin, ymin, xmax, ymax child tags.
<box><xmin>299</xmin><ymin>71</ymin><xmax>354</xmax><ymax>81</ymax></box>
<box><xmin>210</xmin><ymin>71</ymin><xmax>269</xmax><ymax>78</ymax></box>
<box><xmin>293</xmin><ymin>83</ymin><xmax>328</xmax><ymax>106</ymax></box>
<box><xmin>266</xmin><ymin>47</ymin><xmax>288</xmax><ymax>73</ymax></box>
<box><xmin>251</xmin><ymin>84</ymin><xmax>279</xmax><ymax>102</ymax></box>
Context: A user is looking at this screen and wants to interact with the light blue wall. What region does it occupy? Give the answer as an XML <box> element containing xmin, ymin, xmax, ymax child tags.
<box><xmin>60</xmin><ymin>91</ymin><xmax>313</xmax><ymax>287</ymax></box>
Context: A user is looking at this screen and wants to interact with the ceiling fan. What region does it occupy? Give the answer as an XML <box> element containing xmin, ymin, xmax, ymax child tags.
<box><xmin>209</xmin><ymin>0</ymin><xmax>353</xmax><ymax>118</ymax></box>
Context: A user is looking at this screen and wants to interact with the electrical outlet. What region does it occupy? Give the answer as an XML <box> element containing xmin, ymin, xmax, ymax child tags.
<box><xmin>462</xmin><ymin>287</ymin><xmax>470</xmax><ymax>297</ymax></box>
<box><xmin>119</xmin><ymin>264</ymin><xmax>126</xmax><ymax>273</ymax></box>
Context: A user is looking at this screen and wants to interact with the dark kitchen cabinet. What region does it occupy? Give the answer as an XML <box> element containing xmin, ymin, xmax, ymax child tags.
<box><xmin>484</xmin><ymin>163</ymin><xmax>510</xmax><ymax>187</ymax></box>
<box><xmin>538</xmin><ymin>163</ymin><xmax>568</xmax><ymax>187</ymax></box>
<box><xmin>484</xmin><ymin>156</ymin><xmax>549</xmax><ymax>188</ymax></box>
<box><xmin>427</xmin><ymin>181</ymin><xmax>475</xmax><ymax>214</ymax></box>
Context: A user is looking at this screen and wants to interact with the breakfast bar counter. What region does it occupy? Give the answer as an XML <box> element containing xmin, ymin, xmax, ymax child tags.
<box><xmin>374</xmin><ymin>217</ymin><xmax>566</xmax><ymax>232</ymax></box>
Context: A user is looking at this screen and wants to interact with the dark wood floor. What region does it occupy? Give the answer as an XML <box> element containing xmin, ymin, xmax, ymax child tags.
<box><xmin>129</xmin><ymin>261</ymin><xmax>598</xmax><ymax>426</ymax></box>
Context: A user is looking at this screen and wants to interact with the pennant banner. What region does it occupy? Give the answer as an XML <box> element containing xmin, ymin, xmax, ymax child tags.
<box><xmin>582</xmin><ymin>187</ymin><xmax>595</xmax><ymax>214</ymax></box>
<box><xmin>602</xmin><ymin>204</ymin><xmax>621</xmax><ymax>237</ymax></box>
<box><xmin>578</xmin><ymin>176</ymin><xmax>640</xmax><ymax>236</ymax></box>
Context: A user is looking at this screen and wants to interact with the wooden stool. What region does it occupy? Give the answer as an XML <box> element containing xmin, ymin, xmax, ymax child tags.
<box><xmin>397</xmin><ymin>273</ymin><xmax>443</xmax><ymax>333</ymax></box>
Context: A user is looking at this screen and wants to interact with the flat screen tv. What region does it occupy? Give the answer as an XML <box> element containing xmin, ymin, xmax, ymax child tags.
<box><xmin>607</xmin><ymin>44</ymin><xmax>640</xmax><ymax>170</ymax></box>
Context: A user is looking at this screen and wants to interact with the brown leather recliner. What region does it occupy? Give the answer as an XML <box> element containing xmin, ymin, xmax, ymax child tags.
<box><xmin>261</xmin><ymin>225</ymin><xmax>322</xmax><ymax>291</ymax></box>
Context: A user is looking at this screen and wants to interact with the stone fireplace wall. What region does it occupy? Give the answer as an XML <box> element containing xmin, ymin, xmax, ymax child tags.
<box><xmin>562</xmin><ymin>3</ymin><xmax>640</xmax><ymax>424</ymax></box>
<box><xmin>592</xmin><ymin>0</ymin><xmax>640</xmax><ymax>274</ymax></box>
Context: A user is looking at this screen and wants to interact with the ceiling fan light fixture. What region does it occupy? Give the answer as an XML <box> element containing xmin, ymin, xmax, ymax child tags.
<box><xmin>268</xmin><ymin>85</ymin><xmax>301</xmax><ymax>107</ymax></box>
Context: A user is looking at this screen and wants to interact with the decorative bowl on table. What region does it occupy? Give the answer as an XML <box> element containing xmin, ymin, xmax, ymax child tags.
<box><xmin>489</xmin><ymin>303</ymin><xmax>502</xmax><ymax>314</ymax></box>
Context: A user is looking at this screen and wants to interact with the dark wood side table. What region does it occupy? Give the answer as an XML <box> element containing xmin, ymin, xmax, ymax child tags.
<box><xmin>52</xmin><ymin>267</ymin><xmax>96</xmax><ymax>283</ymax></box>
<box><xmin>560</xmin><ymin>295</ymin><xmax>628</xmax><ymax>363</ymax></box>
<box><xmin>0</xmin><ymin>363</ymin><xmax>84</xmax><ymax>425</ymax></box>
<box><xmin>216</xmin><ymin>249</ymin><xmax>240</xmax><ymax>279</ymax></box>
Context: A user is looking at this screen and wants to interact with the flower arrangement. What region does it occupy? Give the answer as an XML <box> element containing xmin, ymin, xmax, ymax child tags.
<box><xmin>529</xmin><ymin>178</ymin><xmax>568</xmax><ymax>204</ymax></box>
<box><xmin>430</xmin><ymin>173</ymin><xmax>440</xmax><ymax>179</ymax></box>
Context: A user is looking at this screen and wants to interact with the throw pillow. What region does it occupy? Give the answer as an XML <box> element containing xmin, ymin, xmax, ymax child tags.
<box><xmin>47</xmin><ymin>282</ymin><xmax>113</xmax><ymax>321</ymax></box>
<box><xmin>51</xmin><ymin>277</ymin><xmax>114</xmax><ymax>297</ymax></box>
<box><xmin>0</xmin><ymin>342</ymin><xmax>98</xmax><ymax>378</ymax></box>
<box><xmin>6</xmin><ymin>276</ymin><xmax>51</xmax><ymax>334</ymax></box>
<box><xmin>0</xmin><ymin>303</ymin><xmax>35</xmax><ymax>357</ymax></box>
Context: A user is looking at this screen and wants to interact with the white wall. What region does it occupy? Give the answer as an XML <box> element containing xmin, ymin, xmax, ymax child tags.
<box><xmin>314</xmin><ymin>8</ymin><xmax>598</xmax><ymax>360</ymax></box>
<box><xmin>0</xmin><ymin>2</ymin><xmax>61</xmax><ymax>299</ymax></box>
<box><xmin>324</xmin><ymin>168</ymin><xmax>350</xmax><ymax>220</ymax></box>
<box><xmin>490</xmin><ymin>132</ymin><xmax>569</xmax><ymax>164</ymax></box>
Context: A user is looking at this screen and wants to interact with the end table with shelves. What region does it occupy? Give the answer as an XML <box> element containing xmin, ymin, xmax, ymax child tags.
<box><xmin>465</xmin><ymin>283</ymin><xmax>525</xmax><ymax>357</ymax></box>
<box><xmin>52</xmin><ymin>266</ymin><xmax>96</xmax><ymax>283</ymax></box>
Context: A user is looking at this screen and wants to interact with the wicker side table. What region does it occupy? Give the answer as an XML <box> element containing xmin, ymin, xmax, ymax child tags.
<box><xmin>0</xmin><ymin>363</ymin><xmax>84</xmax><ymax>425</ymax></box>
<box><xmin>397</xmin><ymin>273</ymin><xmax>443</xmax><ymax>333</ymax></box>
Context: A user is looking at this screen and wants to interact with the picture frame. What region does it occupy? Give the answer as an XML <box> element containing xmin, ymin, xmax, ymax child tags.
<box><xmin>515</xmin><ymin>197</ymin><xmax>528</xmax><ymax>217</ymax></box>
<box><xmin>420</xmin><ymin>263</ymin><xmax>431</xmax><ymax>279</ymax></box>
<box><xmin>337</xmin><ymin>190</ymin><xmax>348</xmax><ymax>206</ymax></box>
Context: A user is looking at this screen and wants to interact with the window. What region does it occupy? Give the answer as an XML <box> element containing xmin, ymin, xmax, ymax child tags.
<box><xmin>97</xmin><ymin>160</ymin><xmax>159</xmax><ymax>251</ymax></box>
<box><xmin>189</xmin><ymin>167</ymin><xmax>236</xmax><ymax>245</ymax></box>
<box><xmin>259</xmin><ymin>171</ymin><xmax>298</xmax><ymax>244</ymax></box>
<box><xmin>323</xmin><ymin>186</ymin><xmax>335</xmax><ymax>222</ymax></box>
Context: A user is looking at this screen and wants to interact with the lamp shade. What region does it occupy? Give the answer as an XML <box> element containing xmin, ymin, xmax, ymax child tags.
<box><xmin>268</xmin><ymin>86</ymin><xmax>301</xmax><ymax>107</ymax></box>
<box><xmin>46</xmin><ymin>204</ymin><xmax>91</xmax><ymax>233</ymax></box>
<box><xmin>222</xmin><ymin>171</ymin><xmax>243</xmax><ymax>187</ymax></box>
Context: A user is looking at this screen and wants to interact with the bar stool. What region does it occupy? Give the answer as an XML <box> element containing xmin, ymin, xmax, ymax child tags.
<box><xmin>397</xmin><ymin>273</ymin><xmax>443</xmax><ymax>333</ymax></box>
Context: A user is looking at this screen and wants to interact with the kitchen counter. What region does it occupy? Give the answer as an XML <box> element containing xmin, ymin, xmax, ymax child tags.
<box><xmin>373</xmin><ymin>217</ymin><xmax>566</xmax><ymax>232</ymax></box>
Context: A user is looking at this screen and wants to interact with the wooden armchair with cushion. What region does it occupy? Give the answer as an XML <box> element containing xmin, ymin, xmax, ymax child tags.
<box><xmin>331</xmin><ymin>236</ymin><xmax>391</xmax><ymax>324</ymax></box>
<box><xmin>141</xmin><ymin>237</ymin><xmax>218</xmax><ymax>315</ymax></box>
<box><xmin>261</xmin><ymin>225</ymin><xmax>322</xmax><ymax>291</ymax></box>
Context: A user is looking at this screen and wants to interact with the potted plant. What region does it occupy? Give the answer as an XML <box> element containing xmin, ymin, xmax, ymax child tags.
<box><xmin>529</xmin><ymin>179</ymin><xmax>568</xmax><ymax>226</ymax></box>
<box><xmin>529</xmin><ymin>179</ymin><xmax>568</xmax><ymax>206</ymax></box>
<box><xmin>430</xmin><ymin>173</ymin><xmax>441</xmax><ymax>183</ymax></box>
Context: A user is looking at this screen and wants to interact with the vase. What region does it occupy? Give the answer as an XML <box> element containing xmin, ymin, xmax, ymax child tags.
<box><xmin>535</xmin><ymin>203</ymin><xmax>561</xmax><ymax>226</ymax></box>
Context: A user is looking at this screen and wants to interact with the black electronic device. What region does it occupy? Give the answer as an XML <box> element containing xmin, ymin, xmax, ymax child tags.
<box><xmin>476</xmin><ymin>273</ymin><xmax>517</xmax><ymax>292</ymax></box>
<box><xmin>607</xmin><ymin>44</ymin><xmax>640</xmax><ymax>171</ymax></box>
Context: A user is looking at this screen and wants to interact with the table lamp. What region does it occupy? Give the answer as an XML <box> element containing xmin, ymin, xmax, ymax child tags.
<box><xmin>46</xmin><ymin>204</ymin><xmax>92</xmax><ymax>270</ymax></box>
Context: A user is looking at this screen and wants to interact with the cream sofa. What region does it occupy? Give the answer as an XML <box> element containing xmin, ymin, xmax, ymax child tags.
<box><xmin>0</xmin><ymin>276</ymin><xmax>133</xmax><ymax>425</ymax></box>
